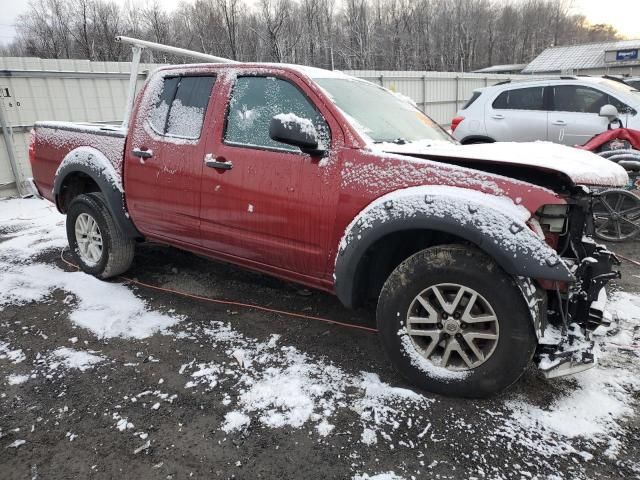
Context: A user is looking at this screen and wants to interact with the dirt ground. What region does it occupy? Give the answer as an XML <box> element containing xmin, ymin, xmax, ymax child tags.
<box><xmin>1</xmin><ymin>201</ymin><xmax>639</xmax><ymax>479</ymax></box>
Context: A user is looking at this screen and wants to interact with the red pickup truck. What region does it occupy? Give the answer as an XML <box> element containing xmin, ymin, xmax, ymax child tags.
<box><xmin>28</xmin><ymin>63</ymin><xmax>627</xmax><ymax>397</ymax></box>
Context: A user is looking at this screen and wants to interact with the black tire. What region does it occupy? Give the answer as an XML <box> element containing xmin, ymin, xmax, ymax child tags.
<box><xmin>376</xmin><ymin>245</ymin><xmax>536</xmax><ymax>398</ymax></box>
<box><xmin>66</xmin><ymin>193</ymin><xmax>135</xmax><ymax>279</ymax></box>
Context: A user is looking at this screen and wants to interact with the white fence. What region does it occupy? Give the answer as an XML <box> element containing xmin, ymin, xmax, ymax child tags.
<box><xmin>0</xmin><ymin>57</ymin><xmax>531</xmax><ymax>198</ymax></box>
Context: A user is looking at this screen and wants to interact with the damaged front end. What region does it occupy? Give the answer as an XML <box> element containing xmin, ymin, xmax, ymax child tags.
<box><xmin>532</xmin><ymin>188</ymin><xmax>621</xmax><ymax>378</ymax></box>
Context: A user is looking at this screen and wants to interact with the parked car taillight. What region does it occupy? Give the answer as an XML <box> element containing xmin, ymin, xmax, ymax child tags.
<box><xmin>451</xmin><ymin>116</ymin><xmax>465</xmax><ymax>132</ymax></box>
<box><xmin>28</xmin><ymin>129</ymin><xmax>36</xmax><ymax>166</ymax></box>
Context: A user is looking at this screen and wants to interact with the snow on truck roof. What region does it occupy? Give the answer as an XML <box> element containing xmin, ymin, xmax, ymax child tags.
<box><xmin>155</xmin><ymin>62</ymin><xmax>352</xmax><ymax>80</ymax></box>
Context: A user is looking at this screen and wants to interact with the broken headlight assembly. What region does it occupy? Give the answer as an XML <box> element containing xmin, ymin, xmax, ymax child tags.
<box><xmin>536</xmin><ymin>204</ymin><xmax>569</xmax><ymax>235</ymax></box>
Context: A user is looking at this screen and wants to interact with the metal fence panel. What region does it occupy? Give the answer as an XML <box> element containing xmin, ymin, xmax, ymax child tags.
<box><xmin>344</xmin><ymin>70</ymin><xmax>532</xmax><ymax>125</ymax></box>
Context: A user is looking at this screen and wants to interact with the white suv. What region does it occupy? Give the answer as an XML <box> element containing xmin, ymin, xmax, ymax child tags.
<box><xmin>451</xmin><ymin>77</ymin><xmax>640</xmax><ymax>146</ymax></box>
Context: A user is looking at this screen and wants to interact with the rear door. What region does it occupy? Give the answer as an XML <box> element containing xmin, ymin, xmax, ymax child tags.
<box><xmin>484</xmin><ymin>85</ymin><xmax>548</xmax><ymax>142</ymax></box>
<box><xmin>199</xmin><ymin>71</ymin><xmax>342</xmax><ymax>279</ymax></box>
<box><xmin>546</xmin><ymin>84</ymin><xmax>635</xmax><ymax>146</ymax></box>
<box><xmin>124</xmin><ymin>74</ymin><xmax>217</xmax><ymax>245</ymax></box>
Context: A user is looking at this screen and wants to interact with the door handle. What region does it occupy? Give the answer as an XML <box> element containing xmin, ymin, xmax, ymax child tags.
<box><xmin>491</xmin><ymin>114</ymin><xmax>505</xmax><ymax>120</ymax></box>
<box><xmin>132</xmin><ymin>147</ymin><xmax>153</xmax><ymax>159</ymax></box>
<box><xmin>204</xmin><ymin>154</ymin><xmax>233</xmax><ymax>170</ymax></box>
<box><xmin>552</xmin><ymin>120</ymin><xmax>567</xmax><ymax>126</ymax></box>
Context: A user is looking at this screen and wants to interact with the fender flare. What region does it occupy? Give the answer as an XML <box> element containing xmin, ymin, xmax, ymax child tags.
<box><xmin>334</xmin><ymin>186</ymin><xmax>573</xmax><ymax>308</ymax></box>
<box><xmin>53</xmin><ymin>147</ymin><xmax>141</xmax><ymax>238</ymax></box>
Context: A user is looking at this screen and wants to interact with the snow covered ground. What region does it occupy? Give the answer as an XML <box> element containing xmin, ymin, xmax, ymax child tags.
<box><xmin>1</xmin><ymin>197</ymin><xmax>639</xmax><ymax>479</ymax></box>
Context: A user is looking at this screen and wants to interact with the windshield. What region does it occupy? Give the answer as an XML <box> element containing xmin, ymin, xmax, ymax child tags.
<box><xmin>315</xmin><ymin>78</ymin><xmax>454</xmax><ymax>145</ymax></box>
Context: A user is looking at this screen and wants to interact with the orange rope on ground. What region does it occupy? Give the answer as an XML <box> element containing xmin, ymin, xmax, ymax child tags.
<box><xmin>58</xmin><ymin>247</ymin><xmax>640</xmax><ymax>337</ymax></box>
<box><xmin>617</xmin><ymin>253</ymin><xmax>640</xmax><ymax>268</ymax></box>
<box><xmin>59</xmin><ymin>249</ymin><xmax>379</xmax><ymax>334</ymax></box>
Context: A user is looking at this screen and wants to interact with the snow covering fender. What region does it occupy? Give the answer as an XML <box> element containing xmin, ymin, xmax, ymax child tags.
<box><xmin>53</xmin><ymin>147</ymin><xmax>140</xmax><ymax>238</ymax></box>
<box><xmin>334</xmin><ymin>186</ymin><xmax>573</xmax><ymax>308</ymax></box>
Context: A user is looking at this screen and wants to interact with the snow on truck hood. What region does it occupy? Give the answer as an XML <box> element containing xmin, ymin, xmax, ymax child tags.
<box><xmin>379</xmin><ymin>140</ymin><xmax>629</xmax><ymax>187</ymax></box>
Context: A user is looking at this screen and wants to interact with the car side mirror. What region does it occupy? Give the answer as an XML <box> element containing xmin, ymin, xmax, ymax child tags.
<box><xmin>599</xmin><ymin>104</ymin><xmax>619</xmax><ymax>121</ymax></box>
<box><xmin>269</xmin><ymin>114</ymin><xmax>326</xmax><ymax>156</ymax></box>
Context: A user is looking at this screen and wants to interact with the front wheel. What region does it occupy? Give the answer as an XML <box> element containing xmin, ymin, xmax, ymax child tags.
<box><xmin>376</xmin><ymin>245</ymin><xmax>537</xmax><ymax>398</ymax></box>
<box><xmin>66</xmin><ymin>193</ymin><xmax>135</xmax><ymax>279</ymax></box>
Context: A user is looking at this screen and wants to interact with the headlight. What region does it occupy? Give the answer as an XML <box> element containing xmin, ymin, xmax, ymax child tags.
<box><xmin>536</xmin><ymin>204</ymin><xmax>569</xmax><ymax>234</ymax></box>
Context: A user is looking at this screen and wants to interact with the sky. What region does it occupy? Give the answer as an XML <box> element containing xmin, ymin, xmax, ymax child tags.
<box><xmin>1</xmin><ymin>0</ymin><xmax>640</xmax><ymax>45</ymax></box>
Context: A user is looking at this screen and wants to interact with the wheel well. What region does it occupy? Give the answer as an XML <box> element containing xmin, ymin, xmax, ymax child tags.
<box><xmin>352</xmin><ymin>229</ymin><xmax>471</xmax><ymax>307</ymax></box>
<box><xmin>57</xmin><ymin>172</ymin><xmax>101</xmax><ymax>213</ymax></box>
<box><xmin>460</xmin><ymin>136</ymin><xmax>495</xmax><ymax>145</ymax></box>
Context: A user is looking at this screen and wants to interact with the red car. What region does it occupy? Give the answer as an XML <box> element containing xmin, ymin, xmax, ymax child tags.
<box><xmin>28</xmin><ymin>63</ymin><xmax>628</xmax><ymax>397</ymax></box>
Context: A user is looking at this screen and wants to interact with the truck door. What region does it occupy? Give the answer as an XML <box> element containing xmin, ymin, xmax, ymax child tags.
<box><xmin>199</xmin><ymin>71</ymin><xmax>342</xmax><ymax>280</ymax></box>
<box><xmin>124</xmin><ymin>74</ymin><xmax>216</xmax><ymax>245</ymax></box>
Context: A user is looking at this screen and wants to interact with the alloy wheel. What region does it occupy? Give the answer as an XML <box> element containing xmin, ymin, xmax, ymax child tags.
<box><xmin>405</xmin><ymin>283</ymin><xmax>499</xmax><ymax>370</ymax></box>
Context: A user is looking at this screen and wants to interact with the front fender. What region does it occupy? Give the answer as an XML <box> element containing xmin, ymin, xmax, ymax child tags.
<box><xmin>334</xmin><ymin>186</ymin><xmax>572</xmax><ymax>308</ymax></box>
<box><xmin>53</xmin><ymin>147</ymin><xmax>140</xmax><ymax>238</ymax></box>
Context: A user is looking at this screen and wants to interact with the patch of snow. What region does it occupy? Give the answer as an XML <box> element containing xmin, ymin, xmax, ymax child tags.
<box><xmin>315</xmin><ymin>419</ymin><xmax>334</xmax><ymax>437</ymax></box>
<box><xmin>0</xmin><ymin>198</ymin><xmax>66</xmax><ymax>260</ymax></box>
<box><xmin>48</xmin><ymin>347</ymin><xmax>105</xmax><ymax>372</ymax></box>
<box><xmin>7</xmin><ymin>374</ymin><xmax>30</xmax><ymax>385</ymax></box>
<box><xmin>0</xmin><ymin>262</ymin><xmax>181</xmax><ymax>339</ymax></box>
<box><xmin>0</xmin><ymin>342</ymin><xmax>26</xmax><ymax>364</ymax></box>
<box><xmin>360</xmin><ymin>428</ymin><xmax>377</xmax><ymax>445</ymax></box>
<box><xmin>499</xmin><ymin>290</ymin><xmax>640</xmax><ymax>456</ymax></box>
<box><xmin>352</xmin><ymin>472</ymin><xmax>405</xmax><ymax>480</ymax></box>
<box><xmin>6</xmin><ymin>439</ymin><xmax>26</xmax><ymax>449</ymax></box>
<box><xmin>221</xmin><ymin>411</ymin><xmax>250</xmax><ymax>433</ymax></box>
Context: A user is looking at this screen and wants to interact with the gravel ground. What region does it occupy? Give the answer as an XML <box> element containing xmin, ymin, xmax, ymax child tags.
<box><xmin>1</xmin><ymin>198</ymin><xmax>639</xmax><ymax>480</ymax></box>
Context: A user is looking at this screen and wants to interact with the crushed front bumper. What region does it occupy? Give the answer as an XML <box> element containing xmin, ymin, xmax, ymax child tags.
<box><xmin>535</xmin><ymin>238</ymin><xmax>620</xmax><ymax>378</ymax></box>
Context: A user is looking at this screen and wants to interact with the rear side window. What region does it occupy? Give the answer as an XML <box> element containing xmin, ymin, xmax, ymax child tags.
<box><xmin>149</xmin><ymin>75</ymin><xmax>216</xmax><ymax>139</ymax></box>
<box><xmin>492</xmin><ymin>87</ymin><xmax>545</xmax><ymax>111</ymax></box>
<box><xmin>224</xmin><ymin>76</ymin><xmax>330</xmax><ymax>151</ymax></box>
<box><xmin>462</xmin><ymin>91</ymin><xmax>481</xmax><ymax>109</ymax></box>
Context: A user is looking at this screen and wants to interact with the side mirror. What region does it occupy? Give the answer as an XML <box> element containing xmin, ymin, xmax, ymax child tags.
<box><xmin>269</xmin><ymin>114</ymin><xmax>326</xmax><ymax>156</ymax></box>
<box><xmin>599</xmin><ymin>104</ymin><xmax>619</xmax><ymax>121</ymax></box>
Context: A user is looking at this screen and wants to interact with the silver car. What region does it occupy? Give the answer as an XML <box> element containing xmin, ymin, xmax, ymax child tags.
<box><xmin>451</xmin><ymin>77</ymin><xmax>640</xmax><ymax>146</ymax></box>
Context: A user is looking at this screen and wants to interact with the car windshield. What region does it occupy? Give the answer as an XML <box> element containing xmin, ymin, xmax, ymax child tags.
<box><xmin>314</xmin><ymin>78</ymin><xmax>454</xmax><ymax>145</ymax></box>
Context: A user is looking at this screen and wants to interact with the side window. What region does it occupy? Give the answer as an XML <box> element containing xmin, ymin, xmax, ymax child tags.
<box><xmin>492</xmin><ymin>87</ymin><xmax>545</xmax><ymax>111</ymax></box>
<box><xmin>224</xmin><ymin>76</ymin><xmax>330</xmax><ymax>151</ymax></box>
<box><xmin>462</xmin><ymin>91</ymin><xmax>481</xmax><ymax>110</ymax></box>
<box><xmin>148</xmin><ymin>75</ymin><xmax>216</xmax><ymax>139</ymax></box>
<box><xmin>552</xmin><ymin>85</ymin><xmax>611</xmax><ymax>114</ymax></box>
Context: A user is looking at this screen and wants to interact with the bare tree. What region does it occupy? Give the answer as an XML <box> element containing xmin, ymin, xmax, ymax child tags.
<box><xmin>9</xmin><ymin>0</ymin><xmax>621</xmax><ymax>71</ymax></box>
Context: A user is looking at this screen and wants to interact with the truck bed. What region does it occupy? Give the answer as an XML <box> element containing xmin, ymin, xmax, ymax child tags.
<box><xmin>31</xmin><ymin>121</ymin><xmax>126</xmax><ymax>202</ymax></box>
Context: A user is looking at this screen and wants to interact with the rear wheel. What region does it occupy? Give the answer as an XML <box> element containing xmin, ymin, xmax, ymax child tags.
<box><xmin>376</xmin><ymin>245</ymin><xmax>536</xmax><ymax>398</ymax></box>
<box><xmin>66</xmin><ymin>193</ymin><xmax>135</xmax><ymax>279</ymax></box>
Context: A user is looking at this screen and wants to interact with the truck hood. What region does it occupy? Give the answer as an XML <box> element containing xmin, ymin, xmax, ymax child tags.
<box><xmin>379</xmin><ymin>140</ymin><xmax>629</xmax><ymax>188</ymax></box>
